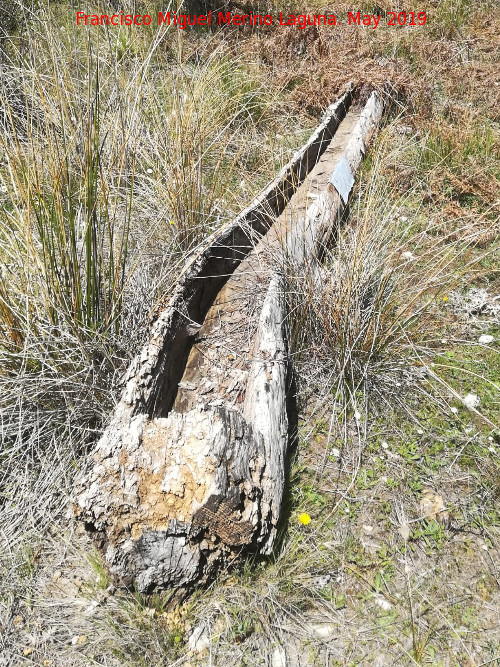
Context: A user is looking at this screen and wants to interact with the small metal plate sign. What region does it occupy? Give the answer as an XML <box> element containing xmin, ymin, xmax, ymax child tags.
<box><xmin>329</xmin><ymin>156</ymin><xmax>355</xmax><ymax>205</ymax></box>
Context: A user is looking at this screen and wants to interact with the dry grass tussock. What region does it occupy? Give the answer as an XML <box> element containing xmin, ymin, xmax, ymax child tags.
<box><xmin>0</xmin><ymin>5</ymin><xmax>310</xmax><ymax>664</ymax></box>
<box><xmin>0</xmin><ymin>0</ymin><xmax>499</xmax><ymax>665</ymax></box>
<box><xmin>290</xmin><ymin>124</ymin><xmax>498</xmax><ymax>420</ymax></box>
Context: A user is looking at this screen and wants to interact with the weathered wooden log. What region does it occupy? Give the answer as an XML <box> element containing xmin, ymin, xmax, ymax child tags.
<box><xmin>73</xmin><ymin>88</ymin><xmax>383</xmax><ymax>595</ymax></box>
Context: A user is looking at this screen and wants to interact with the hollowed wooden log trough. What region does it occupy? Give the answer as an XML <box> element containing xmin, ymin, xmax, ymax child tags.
<box><xmin>74</xmin><ymin>86</ymin><xmax>384</xmax><ymax>594</ymax></box>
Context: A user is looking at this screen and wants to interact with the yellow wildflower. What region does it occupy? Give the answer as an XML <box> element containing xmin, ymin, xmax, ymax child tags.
<box><xmin>298</xmin><ymin>512</ymin><xmax>311</xmax><ymax>526</ymax></box>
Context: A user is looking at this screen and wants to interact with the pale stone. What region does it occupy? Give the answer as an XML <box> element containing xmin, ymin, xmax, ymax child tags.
<box><xmin>463</xmin><ymin>393</ymin><xmax>480</xmax><ymax>410</ymax></box>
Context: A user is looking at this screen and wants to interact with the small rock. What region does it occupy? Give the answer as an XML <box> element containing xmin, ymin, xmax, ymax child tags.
<box><xmin>401</xmin><ymin>251</ymin><xmax>415</xmax><ymax>260</ymax></box>
<box><xmin>23</xmin><ymin>648</ymin><xmax>34</xmax><ymax>657</ymax></box>
<box><xmin>188</xmin><ymin>625</ymin><xmax>210</xmax><ymax>653</ymax></box>
<box><xmin>363</xmin><ymin>525</ymin><xmax>374</xmax><ymax>534</ymax></box>
<box><xmin>479</xmin><ymin>334</ymin><xmax>494</xmax><ymax>345</ymax></box>
<box><xmin>420</xmin><ymin>490</ymin><xmax>448</xmax><ymax>523</ymax></box>
<box><xmin>463</xmin><ymin>393</ymin><xmax>480</xmax><ymax>410</ymax></box>
<box><xmin>374</xmin><ymin>594</ymin><xmax>393</xmax><ymax>611</ymax></box>
<box><xmin>307</xmin><ymin>623</ymin><xmax>336</xmax><ymax>638</ymax></box>
<box><xmin>450</xmin><ymin>406</ymin><xmax>458</xmax><ymax>414</ymax></box>
<box><xmin>330</xmin><ymin>447</ymin><xmax>340</xmax><ymax>457</ymax></box>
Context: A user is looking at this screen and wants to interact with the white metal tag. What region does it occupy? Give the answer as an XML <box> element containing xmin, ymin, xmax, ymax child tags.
<box><xmin>329</xmin><ymin>156</ymin><xmax>355</xmax><ymax>205</ymax></box>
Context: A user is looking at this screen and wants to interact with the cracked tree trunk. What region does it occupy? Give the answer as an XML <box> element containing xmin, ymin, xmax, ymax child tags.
<box><xmin>74</xmin><ymin>87</ymin><xmax>383</xmax><ymax>595</ymax></box>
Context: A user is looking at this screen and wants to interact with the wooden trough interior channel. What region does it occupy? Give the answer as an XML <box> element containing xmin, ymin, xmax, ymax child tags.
<box><xmin>173</xmin><ymin>106</ymin><xmax>365</xmax><ymax>414</ymax></box>
<box><xmin>74</xmin><ymin>87</ymin><xmax>384</xmax><ymax>595</ymax></box>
